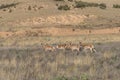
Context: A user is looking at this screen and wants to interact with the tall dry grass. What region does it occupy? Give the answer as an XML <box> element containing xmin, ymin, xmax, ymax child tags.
<box><xmin>0</xmin><ymin>47</ymin><xmax>119</xmax><ymax>80</ymax></box>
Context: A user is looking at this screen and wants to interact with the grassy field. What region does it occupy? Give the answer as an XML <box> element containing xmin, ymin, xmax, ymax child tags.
<box><xmin>0</xmin><ymin>0</ymin><xmax>120</xmax><ymax>80</ymax></box>
<box><xmin>0</xmin><ymin>42</ymin><xmax>120</xmax><ymax>80</ymax></box>
<box><xmin>0</xmin><ymin>34</ymin><xmax>120</xmax><ymax>47</ymax></box>
<box><xmin>0</xmin><ymin>0</ymin><xmax>120</xmax><ymax>31</ymax></box>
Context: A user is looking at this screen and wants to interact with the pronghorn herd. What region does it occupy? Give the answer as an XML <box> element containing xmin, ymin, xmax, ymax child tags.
<box><xmin>41</xmin><ymin>41</ymin><xmax>96</xmax><ymax>53</ymax></box>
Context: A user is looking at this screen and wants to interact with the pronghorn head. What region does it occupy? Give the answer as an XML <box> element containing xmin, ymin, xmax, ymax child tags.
<box><xmin>67</xmin><ymin>41</ymin><xmax>72</xmax><ymax>45</ymax></box>
<box><xmin>65</xmin><ymin>41</ymin><xmax>71</xmax><ymax>46</ymax></box>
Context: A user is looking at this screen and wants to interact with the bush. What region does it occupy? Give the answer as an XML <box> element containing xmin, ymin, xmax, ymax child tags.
<box><xmin>0</xmin><ymin>3</ymin><xmax>19</xmax><ymax>9</ymax></box>
<box><xmin>99</xmin><ymin>3</ymin><xmax>107</xmax><ymax>9</ymax></box>
<box><xmin>52</xmin><ymin>76</ymin><xmax>78</xmax><ymax>80</ymax></box>
<box><xmin>9</xmin><ymin>9</ymin><xmax>12</xmax><ymax>13</ymax></box>
<box><xmin>68</xmin><ymin>0</ymin><xmax>74</xmax><ymax>2</ymax></box>
<box><xmin>80</xmin><ymin>74</ymin><xmax>89</xmax><ymax>80</ymax></box>
<box><xmin>113</xmin><ymin>4</ymin><xmax>120</xmax><ymax>8</ymax></box>
<box><xmin>74</xmin><ymin>1</ymin><xmax>99</xmax><ymax>9</ymax></box>
<box><xmin>74</xmin><ymin>1</ymin><xmax>106</xmax><ymax>9</ymax></box>
<box><xmin>74</xmin><ymin>1</ymin><xmax>87</xmax><ymax>8</ymax></box>
<box><xmin>54</xmin><ymin>0</ymin><xmax>64</xmax><ymax>1</ymax></box>
<box><xmin>52</xmin><ymin>76</ymin><xmax>68</xmax><ymax>80</ymax></box>
<box><xmin>58</xmin><ymin>5</ymin><xmax>70</xmax><ymax>11</ymax></box>
<box><xmin>28</xmin><ymin>6</ymin><xmax>32</xmax><ymax>10</ymax></box>
<box><xmin>3</xmin><ymin>8</ymin><xmax>6</xmax><ymax>11</ymax></box>
<box><xmin>88</xmin><ymin>3</ymin><xmax>99</xmax><ymax>7</ymax></box>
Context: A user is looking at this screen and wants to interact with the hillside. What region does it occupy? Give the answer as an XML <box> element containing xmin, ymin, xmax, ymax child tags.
<box><xmin>0</xmin><ymin>0</ymin><xmax>120</xmax><ymax>30</ymax></box>
<box><xmin>0</xmin><ymin>1</ymin><xmax>120</xmax><ymax>80</ymax></box>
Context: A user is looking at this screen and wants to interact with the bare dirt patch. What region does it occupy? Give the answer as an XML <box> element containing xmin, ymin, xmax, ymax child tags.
<box><xmin>0</xmin><ymin>27</ymin><xmax>120</xmax><ymax>38</ymax></box>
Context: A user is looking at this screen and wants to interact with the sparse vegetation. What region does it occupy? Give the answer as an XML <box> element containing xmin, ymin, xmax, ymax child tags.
<box><xmin>99</xmin><ymin>3</ymin><xmax>107</xmax><ymax>9</ymax></box>
<box><xmin>28</xmin><ymin>5</ymin><xmax>32</xmax><ymax>10</ymax></box>
<box><xmin>74</xmin><ymin>1</ymin><xmax>106</xmax><ymax>9</ymax></box>
<box><xmin>54</xmin><ymin>0</ymin><xmax>64</xmax><ymax>1</ymax></box>
<box><xmin>52</xmin><ymin>76</ymin><xmax>79</xmax><ymax>80</ymax></box>
<box><xmin>58</xmin><ymin>5</ymin><xmax>70</xmax><ymax>10</ymax></box>
<box><xmin>0</xmin><ymin>0</ymin><xmax>120</xmax><ymax>80</ymax></box>
<box><xmin>8</xmin><ymin>9</ymin><xmax>12</xmax><ymax>13</ymax></box>
<box><xmin>2</xmin><ymin>8</ymin><xmax>6</xmax><ymax>11</ymax></box>
<box><xmin>52</xmin><ymin>76</ymin><xmax>68</xmax><ymax>80</ymax></box>
<box><xmin>0</xmin><ymin>44</ymin><xmax>119</xmax><ymax>80</ymax></box>
<box><xmin>74</xmin><ymin>1</ymin><xmax>86</xmax><ymax>9</ymax></box>
<box><xmin>80</xmin><ymin>74</ymin><xmax>89</xmax><ymax>80</ymax></box>
<box><xmin>27</xmin><ymin>5</ymin><xmax>42</xmax><ymax>11</ymax></box>
<box><xmin>74</xmin><ymin>1</ymin><xmax>99</xmax><ymax>9</ymax></box>
<box><xmin>68</xmin><ymin>0</ymin><xmax>74</xmax><ymax>2</ymax></box>
<box><xmin>25</xmin><ymin>31</ymin><xmax>39</xmax><ymax>37</ymax></box>
<box><xmin>0</xmin><ymin>3</ymin><xmax>19</xmax><ymax>9</ymax></box>
<box><xmin>113</xmin><ymin>4</ymin><xmax>120</xmax><ymax>8</ymax></box>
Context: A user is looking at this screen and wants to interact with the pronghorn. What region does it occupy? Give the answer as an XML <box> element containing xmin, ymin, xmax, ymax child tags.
<box><xmin>79</xmin><ymin>42</ymin><xmax>96</xmax><ymax>53</ymax></box>
<box><xmin>56</xmin><ymin>43</ymin><xmax>67</xmax><ymax>50</ymax></box>
<box><xmin>68</xmin><ymin>42</ymin><xmax>81</xmax><ymax>52</ymax></box>
<box><xmin>56</xmin><ymin>41</ymin><xmax>71</xmax><ymax>50</ymax></box>
<box><xmin>41</xmin><ymin>43</ymin><xmax>56</xmax><ymax>52</ymax></box>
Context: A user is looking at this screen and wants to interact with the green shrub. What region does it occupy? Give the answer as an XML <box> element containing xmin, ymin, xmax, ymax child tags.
<box><xmin>113</xmin><ymin>4</ymin><xmax>120</xmax><ymax>8</ymax></box>
<box><xmin>68</xmin><ymin>0</ymin><xmax>74</xmax><ymax>2</ymax></box>
<box><xmin>28</xmin><ymin>6</ymin><xmax>32</xmax><ymax>10</ymax></box>
<box><xmin>88</xmin><ymin>3</ymin><xmax>99</xmax><ymax>7</ymax></box>
<box><xmin>80</xmin><ymin>74</ymin><xmax>89</xmax><ymax>80</ymax></box>
<box><xmin>99</xmin><ymin>3</ymin><xmax>107</xmax><ymax>9</ymax></box>
<box><xmin>74</xmin><ymin>1</ymin><xmax>99</xmax><ymax>9</ymax></box>
<box><xmin>52</xmin><ymin>76</ymin><xmax>78</xmax><ymax>80</ymax></box>
<box><xmin>74</xmin><ymin>1</ymin><xmax>87</xmax><ymax>8</ymax></box>
<box><xmin>58</xmin><ymin>5</ymin><xmax>70</xmax><ymax>11</ymax></box>
<box><xmin>0</xmin><ymin>3</ymin><xmax>19</xmax><ymax>9</ymax></box>
<box><xmin>74</xmin><ymin>1</ymin><xmax>106</xmax><ymax>9</ymax></box>
<box><xmin>54</xmin><ymin>0</ymin><xmax>64</xmax><ymax>1</ymax></box>
<box><xmin>53</xmin><ymin>76</ymin><xmax>68</xmax><ymax>80</ymax></box>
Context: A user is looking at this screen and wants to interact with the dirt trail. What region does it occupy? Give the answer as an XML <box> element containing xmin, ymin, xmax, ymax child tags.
<box><xmin>40</xmin><ymin>27</ymin><xmax>120</xmax><ymax>36</ymax></box>
<box><xmin>0</xmin><ymin>27</ymin><xmax>120</xmax><ymax>38</ymax></box>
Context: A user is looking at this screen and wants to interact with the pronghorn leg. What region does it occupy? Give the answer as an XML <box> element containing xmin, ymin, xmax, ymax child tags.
<box><xmin>53</xmin><ymin>48</ymin><xmax>56</xmax><ymax>51</ymax></box>
<box><xmin>79</xmin><ymin>47</ymin><xmax>83</xmax><ymax>51</ymax></box>
<box><xmin>90</xmin><ymin>48</ymin><xmax>93</xmax><ymax>53</ymax></box>
<box><xmin>77</xmin><ymin>48</ymin><xmax>80</xmax><ymax>55</ymax></box>
<box><xmin>92</xmin><ymin>48</ymin><xmax>96</xmax><ymax>53</ymax></box>
<box><xmin>77</xmin><ymin>48</ymin><xmax>79</xmax><ymax>52</ymax></box>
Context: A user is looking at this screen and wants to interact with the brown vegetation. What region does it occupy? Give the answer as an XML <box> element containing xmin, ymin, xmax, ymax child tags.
<box><xmin>0</xmin><ymin>0</ymin><xmax>120</xmax><ymax>80</ymax></box>
<box><xmin>0</xmin><ymin>42</ymin><xmax>119</xmax><ymax>80</ymax></box>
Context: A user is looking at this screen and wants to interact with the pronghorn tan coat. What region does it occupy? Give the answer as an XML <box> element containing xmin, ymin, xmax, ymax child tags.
<box><xmin>79</xmin><ymin>42</ymin><xmax>96</xmax><ymax>53</ymax></box>
<box><xmin>42</xmin><ymin>44</ymin><xmax>55</xmax><ymax>51</ymax></box>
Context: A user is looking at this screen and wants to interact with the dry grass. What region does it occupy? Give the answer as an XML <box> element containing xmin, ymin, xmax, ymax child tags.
<box><xmin>103</xmin><ymin>51</ymin><xmax>115</xmax><ymax>60</ymax></box>
<box><xmin>73</xmin><ymin>54</ymin><xmax>94</xmax><ymax>66</ymax></box>
<box><xmin>0</xmin><ymin>0</ymin><xmax>120</xmax><ymax>80</ymax></box>
<box><xmin>0</xmin><ymin>33</ymin><xmax>120</xmax><ymax>47</ymax></box>
<box><xmin>0</xmin><ymin>45</ymin><xmax>119</xmax><ymax>80</ymax></box>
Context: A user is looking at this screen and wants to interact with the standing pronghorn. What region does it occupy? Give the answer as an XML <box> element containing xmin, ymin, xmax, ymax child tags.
<box><xmin>41</xmin><ymin>43</ymin><xmax>56</xmax><ymax>52</ymax></box>
<box><xmin>56</xmin><ymin>41</ymin><xmax>72</xmax><ymax>50</ymax></box>
<box><xmin>56</xmin><ymin>43</ymin><xmax>67</xmax><ymax>50</ymax></box>
<box><xmin>79</xmin><ymin>42</ymin><xmax>96</xmax><ymax>53</ymax></box>
<box><xmin>68</xmin><ymin>42</ymin><xmax>81</xmax><ymax>52</ymax></box>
